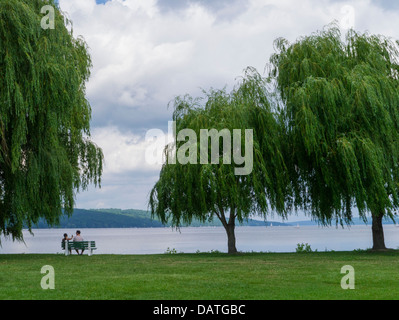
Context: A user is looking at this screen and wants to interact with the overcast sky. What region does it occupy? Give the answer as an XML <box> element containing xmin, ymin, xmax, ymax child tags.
<box><xmin>57</xmin><ymin>0</ymin><xmax>399</xmax><ymax>221</ymax></box>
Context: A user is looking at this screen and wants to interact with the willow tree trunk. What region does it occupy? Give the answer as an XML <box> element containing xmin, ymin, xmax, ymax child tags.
<box><xmin>225</xmin><ymin>222</ymin><xmax>238</xmax><ymax>254</ymax></box>
<box><xmin>218</xmin><ymin>207</ymin><xmax>238</xmax><ymax>254</ymax></box>
<box><xmin>371</xmin><ymin>213</ymin><xmax>386</xmax><ymax>251</ymax></box>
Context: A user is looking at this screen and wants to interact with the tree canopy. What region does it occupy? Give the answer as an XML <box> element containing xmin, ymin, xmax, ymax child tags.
<box><xmin>150</xmin><ymin>68</ymin><xmax>290</xmax><ymax>253</ymax></box>
<box><xmin>269</xmin><ymin>23</ymin><xmax>399</xmax><ymax>249</ymax></box>
<box><xmin>0</xmin><ymin>0</ymin><xmax>103</xmax><ymax>241</ymax></box>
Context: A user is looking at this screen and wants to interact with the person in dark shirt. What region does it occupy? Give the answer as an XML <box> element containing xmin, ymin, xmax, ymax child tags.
<box><xmin>62</xmin><ymin>233</ymin><xmax>73</xmax><ymax>255</ymax></box>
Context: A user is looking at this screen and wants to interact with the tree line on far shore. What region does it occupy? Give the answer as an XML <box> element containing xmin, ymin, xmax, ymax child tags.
<box><xmin>29</xmin><ymin>208</ymin><xmax>291</xmax><ymax>229</ymax></box>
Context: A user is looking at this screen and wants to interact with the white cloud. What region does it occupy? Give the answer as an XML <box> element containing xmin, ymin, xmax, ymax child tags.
<box><xmin>91</xmin><ymin>126</ymin><xmax>167</xmax><ymax>175</ymax></box>
<box><xmin>76</xmin><ymin>126</ymin><xmax>167</xmax><ymax>209</ymax></box>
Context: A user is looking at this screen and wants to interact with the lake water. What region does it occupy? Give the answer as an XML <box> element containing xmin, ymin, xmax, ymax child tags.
<box><xmin>1</xmin><ymin>225</ymin><xmax>399</xmax><ymax>254</ymax></box>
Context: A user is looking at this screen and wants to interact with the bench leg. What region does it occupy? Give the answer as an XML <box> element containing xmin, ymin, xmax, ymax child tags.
<box><xmin>88</xmin><ymin>241</ymin><xmax>93</xmax><ymax>256</ymax></box>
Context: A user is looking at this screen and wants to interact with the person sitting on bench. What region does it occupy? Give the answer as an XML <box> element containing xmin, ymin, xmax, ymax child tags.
<box><xmin>62</xmin><ymin>233</ymin><xmax>73</xmax><ymax>255</ymax></box>
<box><xmin>73</xmin><ymin>230</ymin><xmax>85</xmax><ymax>255</ymax></box>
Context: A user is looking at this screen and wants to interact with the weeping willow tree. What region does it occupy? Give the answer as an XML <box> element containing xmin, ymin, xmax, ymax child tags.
<box><xmin>269</xmin><ymin>23</ymin><xmax>399</xmax><ymax>250</ymax></box>
<box><xmin>149</xmin><ymin>68</ymin><xmax>290</xmax><ymax>254</ymax></box>
<box><xmin>0</xmin><ymin>0</ymin><xmax>103</xmax><ymax>241</ymax></box>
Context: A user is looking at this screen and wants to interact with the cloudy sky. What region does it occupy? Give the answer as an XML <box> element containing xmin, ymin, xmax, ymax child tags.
<box><xmin>56</xmin><ymin>0</ymin><xmax>399</xmax><ymax>217</ymax></box>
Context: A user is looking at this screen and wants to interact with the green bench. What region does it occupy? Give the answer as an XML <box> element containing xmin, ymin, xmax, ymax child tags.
<box><xmin>61</xmin><ymin>241</ymin><xmax>97</xmax><ymax>256</ymax></box>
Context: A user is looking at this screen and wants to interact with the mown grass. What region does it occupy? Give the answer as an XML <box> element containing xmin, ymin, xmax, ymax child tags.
<box><xmin>1</xmin><ymin>251</ymin><xmax>399</xmax><ymax>300</ymax></box>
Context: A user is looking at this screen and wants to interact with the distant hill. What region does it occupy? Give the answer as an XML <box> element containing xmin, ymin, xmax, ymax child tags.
<box><xmin>291</xmin><ymin>216</ymin><xmax>399</xmax><ymax>226</ymax></box>
<box><xmin>32</xmin><ymin>208</ymin><xmax>164</xmax><ymax>228</ymax></box>
<box><xmin>30</xmin><ymin>208</ymin><xmax>399</xmax><ymax>229</ymax></box>
<box><xmin>31</xmin><ymin>208</ymin><xmax>291</xmax><ymax>229</ymax></box>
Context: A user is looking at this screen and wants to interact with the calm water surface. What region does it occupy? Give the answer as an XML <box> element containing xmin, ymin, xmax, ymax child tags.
<box><xmin>1</xmin><ymin>225</ymin><xmax>399</xmax><ymax>254</ymax></box>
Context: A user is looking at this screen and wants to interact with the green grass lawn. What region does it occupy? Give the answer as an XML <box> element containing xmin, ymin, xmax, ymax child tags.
<box><xmin>1</xmin><ymin>251</ymin><xmax>399</xmax><ymax>300</ymax></box>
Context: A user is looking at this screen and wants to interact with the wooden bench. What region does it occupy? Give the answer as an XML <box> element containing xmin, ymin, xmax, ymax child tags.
<box><xmin>61</xmin><ymin>241</ymin><xmax>97</xmax><ymax>256</ymax></box>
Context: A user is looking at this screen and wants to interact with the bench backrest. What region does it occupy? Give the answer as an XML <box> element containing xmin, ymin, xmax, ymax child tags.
<box><xmin>61</xmin><ymin>241</ymin><xmax>96</xmax><ymax>249</ymax></box>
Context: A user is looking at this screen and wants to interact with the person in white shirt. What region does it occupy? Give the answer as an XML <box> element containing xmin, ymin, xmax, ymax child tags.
<box><xmin>73</xmin><ymin>230</ymin><xmax>84</xmax><ymax>255</ymax></box>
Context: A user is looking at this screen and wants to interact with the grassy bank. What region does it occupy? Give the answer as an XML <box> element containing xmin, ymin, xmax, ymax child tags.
<box><xmin>1</xmin><ymin>251</ymin><xmax>399</xmax><ymax>300</ymax></box>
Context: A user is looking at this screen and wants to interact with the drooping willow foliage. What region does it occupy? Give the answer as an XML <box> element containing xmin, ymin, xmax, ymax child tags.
<box><xmin>0</xmin><ymin>0</ymin><xmax>103</xmax><ymax>241</ymax></box>
<box><xmin>149</xmin><ymin>68</ymin><xmax>290</xmax><ymax>253</ymax></box>
<box><xmin>269</xmin><ymin>23</ymin><xmax>399</xmax><ymax>246</ymax></box>
<box><xmin>150</xmin><ymin>23</ymin><xmax>399</xmax><ymax>251</ymax></box>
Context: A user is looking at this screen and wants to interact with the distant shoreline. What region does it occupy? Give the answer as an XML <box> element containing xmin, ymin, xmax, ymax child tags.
<box><xmin>27</xmin><ymin>208</ymin><xmax>398</xmax><ymax>229</ymax></box>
